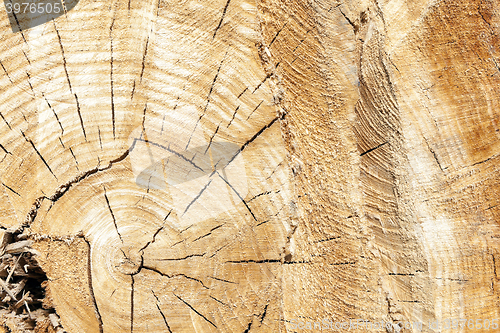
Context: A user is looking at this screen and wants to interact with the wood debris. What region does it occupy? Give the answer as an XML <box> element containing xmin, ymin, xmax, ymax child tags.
<box><xmin>0</xmin><ymin>229</ymin><xmax>65</xmax><ymax>332</ymax></box>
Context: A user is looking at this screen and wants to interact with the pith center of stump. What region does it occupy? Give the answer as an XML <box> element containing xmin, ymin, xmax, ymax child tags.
<box><xmin>116</xmin><ymin>246</ymin><xmax>143</xmax><ymax>275</ymax></box>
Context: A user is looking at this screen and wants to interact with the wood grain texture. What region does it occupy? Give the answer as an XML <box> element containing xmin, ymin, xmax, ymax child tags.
<box><xmin>0</xmin><ymin>0</ymin><xmax>498</xmax><ymax>332</ymax></box>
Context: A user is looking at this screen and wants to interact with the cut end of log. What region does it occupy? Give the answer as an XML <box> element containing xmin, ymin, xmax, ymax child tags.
<box><xmin>0</xmin><ymin>0</ymin><xmax>499</xmax><ymax>331</ymax></box>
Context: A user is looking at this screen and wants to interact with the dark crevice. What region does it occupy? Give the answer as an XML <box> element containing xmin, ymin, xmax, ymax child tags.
<box><xmin>225</xmin><ymin>259</ymin><xmax>280</xmax><ymax>264</ymax></box>
<box><xmin>98</xmin><ymin>127</ymin><xmax>103</xmax><ymax>150</ymax></box>
<box><xmin>209</xmin><ymin>243</ymin><xmax>229</xmax><ymax>258</ymax></box>
<box><xmin>178</xmin><ymin>274</ymin><xmax>209</xmax><ymax>289</ymax></box>
<box><xmin>11</xmin><ymin>10</ymin><xmax>27</xmax><ymax>43</ymax></box>
<box><xmin>269</xmin><ymin>22</ymin><xmax>287</xmax><ymax>48</ymax></box>
<box><xmin>213</xmin><ymin>0</ymin><xmax>232</xmax><ymax>39</ymax></box>
<box><xmin>243</xmin><ymin>321</ymin><xmax>252</xmax><ymax>333</ymax></box>
<box><xmin>204</xmin><ymin>56</ymin><xmax>222</xmax><ymax>97</ymax></box>
<box><xmin>47</xmin><ymin>148</ymin><xmax>129</xmax><ymax>204</ymax></box>
<box><xmin>2</xmin><ymin>183</ymin><xmax>20</xmax><ymax>196</ymax></box>
<box><xmin>339</xmin><ymin>8</ymin><xmax>358</xmax><ymax>33</ymax></box>
<box><xmin>265</xmin><ymin>161</ymin><xmax>283</xmax><ymax>180</ymax></box>
<box><xmin>205</xmin><ymin>123</ymin><xmax>221</xmax><ymax>154</ymax></box>
<box><xmin>330</xmin><ymin>261</ymin><xmax>356</xmax><ymax>265</ymax></box>
<box><xmin>141</xmin><ymin>265</ymin><xmax>170</xmax><ymax>277</ymax></box>
<box><xmin>74</xmin><ymin>93</ymin><xmax>86</xmax><ymax>140</ymax></box>
<box><xmin>283</xmin><ymin>261</ymin><xmax>310</xmax><ymax>265</ymax></box>
<box><xmin>252</xmin><ymin>75</ymin><xmax>270</xmax><ymax>94</ymax></box>
<box><xmin>139</xmin><ymin>36</ymin><xmax>149</xmax><ymax>83</ymax></box>
<box><xmin>142</xmin><ymin>103</ymin><xmax>147</xmax><ymax>133</ymax></box>
<box><xmin>312</xmin><ymin>236</ymin><xmax>340</xmax><ymax>244</ymax></box>
<box><xmin>208</xmin><ymin>276</ymin><xmax>237</xmax><ymax>284</ymax></box>
<box><xmin>134</xmin><ymin>138</ymin><xmax>204</xmax><ymax>172</ymax></box>
<box><xmin>173</xmin><ymin>293</ymin><xmax>217</xmax><ymax>328</ymax></box>
<box><xmin>54</xmin><ymin>21</ymin><xmax>86</xmax><ymax>140</ymax></box>
<box><xmin>182</xmin><ymin>180</ymin><xmax>213</xmax><ymax>216</ymax></box>
<box><xmin>82</xmin><ymin>236</ymin><xmax>104</xmax><ymax>333</ymax></box>
<box><xmin>227</xmin><ymin>105</ymin><xmax>239</xmax><ymax>128</ymax></box>
<box><xmin>180</xmin><ymin>225</ymin><xmax>192</xmax><ymax>233</ymax></box>
<box><xmin>492</xmin><ymin>254</ymin><xmax>497</xmax><ymax>278</ymax></box>
<box><xmin>257</xmin><ymin>203</ymin><xmax>282</xmax><ymax>226</ymax></box>
<box><xmin>490</xmin><ymin>55</ymin><xmax>500</xmax><ymax>74</ymax></box>
<box><xmin>186</xmin><ymin>51</ymin><xmax>227</xmax><ymax>150</ymax></box>
<box><xmin>385</xmin><ymin>50</ymin><xmax>400</xmax><ymax>73</ymax></box>
<box><xmin>216</xmin><ymin>171</ymin><xmax>257</xmax><ymax>221</ymax></box>
<box><xmin>192</xmin><ymin>224</ymin><xmax>224</xmax><ymax>243</ymax></box>
<box><xmin>110</xmin><ymin>18</ymin><xmax>116</xmax><ymax>139</ymax></box>
<box><xmin>255</xmin><ymin>220</ymin><xmax>270</xmax><ymax>226</ymax></box>
<box><xmin>209</xmin><ymin>295</ymin><xmax>229</xmax><ymax>306</ymax></box>
<box><xmin>104</xmin><ymin>187</ymin><xmax>123</xmax><ymax>242</ymax></box>
<box><xmin>470</xmin><ymin>152</ymin><xmax>500</xmax><ymax>167</ymax></box>
<box><xmin>25</xmin><ymin>198</ymin><xmax>43</xmax><ymax>226</ymax></box>
<box><xmin>42</xmin><ymin>94</ymin><xmax>64</xmax><ymax>134</ymax></box>
<box><xmin>152</xmin><ymin>291</ymin><xmax>172</xmax><ymax>333</ymax></box>
<box><xmin>22</xmin><ymin>51</ymin><xmax>31</xmax><ymax>66</ymax></box>
<box><xmin>24</xmin><ymin>72</ymin><xmax>35</xmax><ymax>97</ymax></box>
<box><xmin>69</xmin><ymin>147</ymin><xmax>79</xmax><ymax>169</ymax></box>
<box><xmin>423</xmin><ymin>138</ymin><xmax>445</xmax><ymax>171</ymax></box>
<box><xmin>170</xmin><ymin>239</ymin><xmax>186</xmax><ymax>247</ymax></box>
<box><xmin>156</xmin><ymin>0</ymin><xmax>161</xmax><ymax>17</ymax></box>
<box><xmin>139</xmin><ymin>211</ymin><xmax>172</xmax><ymax>252</ymax></box>
<box><xmin>130</xmin><ymin>275</ymin><xmax>135</xmax><ymax>333</ymax></box>
<box><xmin>359</xmin><ymin>141</ymin><xmax>387</xmax><ymax>156</ymax></box>
<box><xmin>292</xmin><ymin>30</ymin><xmax>311</xmax><ymax>53</ymax></box>
<box><xmin>191</xmin><ymin>232</ymin><xmax>211</xmax><ymax>243</ymax></box>
<box><xmin>20</xmin><ymin>131</ymin><xmax>57</xmax><ymax>179</ymax></box>
<box><xmin>162</xmin><ymin>86</ymin><xmax>185</xmax><ymax>134</ymax></box>
<box><xmin>141</xmin><ymin>266</ymin><xmax>208</xmax><ymax>288</ymax></box>
<box><xmin>158</xmin><ymin>253</ymin><xmax>205</xmax><ymax>261</ymax></box>
<box><xmin>222</xmin><ymin>116</ymin><xmax>280</xmax><ymax>169</ymax></box>
<box><xmin>130</xmin><ymin>80</ymin><xmax>136</xmax><ymax>100</ymax></box>
<box><xmin>478</xmin><ymin>3</ymin><xmax>492</xmax><ymax>29</ymax></box>
<box><xmin>430</xmin><ymin>149</ymin><xmax>444</xmax><ymax>171</ymax></box>
<box><xmin>259</xmin><ymin>304</ymin><xmax>268</xmax><ymax>323</ymax></box>
<box><xmin>0</xmin><ymin>112</ymin><xmax>12</xmax><ymax>130</ymax></box>
<box><xmin>237</xmin><ymin>87</ymin><xmax>248</xmax><ymax>99</ymax></box>
<box><xmin>0</xmin><ymin>60</ymin><xmax>13</xmax><ymax>84</ymax></box>
<box><xmin>379</xmin><ymin>61</ymin><xmax>399</xmax><ymax>110</ymax></box>
<box><xmin>388</xmin><ymin>272</ymin><xmax>415</xmax><ymax>276</ymax></box>
<box><xmin>247</xmin><ymin>191</ymin><xmax>272</xmax><ymax>203</ymax></box>
<box><xmin>434</xmin><ymin>277</ymin><xmax>469</xmax><ymax>282</ymax></box>
<box><xmin>247</xmin><ymin>100</ymin><xmax>263</xmax><ymax>120</ymax></box>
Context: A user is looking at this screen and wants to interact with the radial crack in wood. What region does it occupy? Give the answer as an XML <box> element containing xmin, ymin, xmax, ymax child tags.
<box><xmin>0</xmin><ymin>0</ymin><xmax>499</xmax><ymax>332</ymax></box>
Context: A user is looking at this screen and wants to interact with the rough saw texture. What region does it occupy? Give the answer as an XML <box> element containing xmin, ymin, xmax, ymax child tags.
<box><xmin>0</xmin><ymin>0</ymin><xmax>498</xmax><ymax>332</ymax></box>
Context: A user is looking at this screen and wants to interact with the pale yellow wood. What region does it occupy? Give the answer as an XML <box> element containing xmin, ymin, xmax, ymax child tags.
<box><xmin>0</xmin><ymin>0</ymin><xmax>499</xmax><ymax>332</ymax></box>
